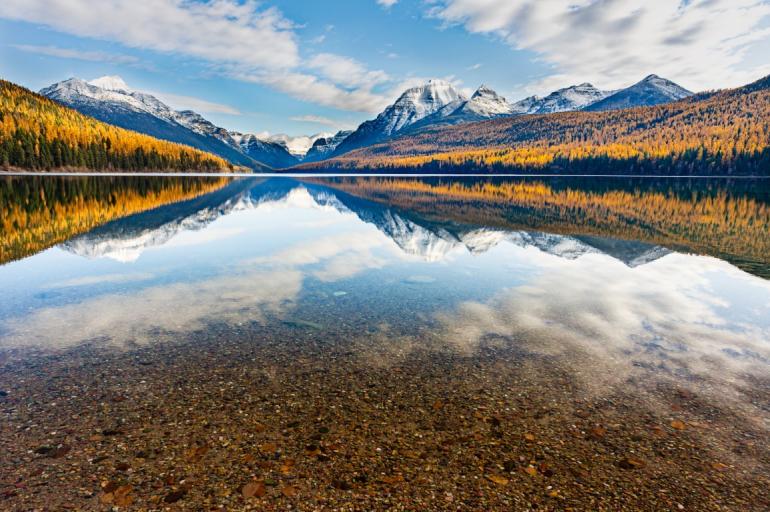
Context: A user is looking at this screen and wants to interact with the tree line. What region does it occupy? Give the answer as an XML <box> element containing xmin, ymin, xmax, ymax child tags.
<box><xmin>0</xmin><ymin>80</ymin><xmax>231</xmax><ymax>172</ymax></box>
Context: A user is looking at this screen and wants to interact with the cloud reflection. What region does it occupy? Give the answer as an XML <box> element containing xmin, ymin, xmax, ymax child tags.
<box><xmin>1</xmin><ymin>269</ymin><xmax>303</xmax><ymax>350</ymax></box>
<box><xmin>437</xmin><ymin>253</ymin><xmax>770</xmax><ymax>399</ymax></box>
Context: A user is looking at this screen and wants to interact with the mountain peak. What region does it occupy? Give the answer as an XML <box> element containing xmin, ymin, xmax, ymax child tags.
<box><xmin>88</xmin><ymin>75</ymin><xmax>131</xmax><ymax>92</ymax></box>
<box><xmin>517</xmin><ymin>82</ymin><xmax>610</xmax><ymax>114</ymax></box>
<box><xmin>584</xmin><ymin>74</ymin><xmax>692</xmax><ymax>112</ymax></box>
<box><xmin>384</xmin><ymin>80</ymin><xmax>466</xmax><ymax>132</ymax></box>
<box><xmin>330</xmin><ymin>80</ymin><xmax>465</xmax><ymax>155</ymax></box>
<box><xmin>473</xmin><ymin>84</ymin><xmax>500</xmax><ymax>97</ymax></box>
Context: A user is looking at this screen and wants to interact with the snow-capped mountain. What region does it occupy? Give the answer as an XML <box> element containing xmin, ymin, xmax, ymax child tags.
<box><xmin>40</xmin><ymin>76</ymin><xmax>296</xmax><ymax>170</ymax></box>
<box><xmin>88</xmin><ymin>75</ymin><xmax>131</xmax><ymax>92</ymax></box>
<box><xmin>230</xmin><ymin>132</ymin><xmax>299</xmax><ymax>169</ymax></box>
<box><xmin>260</xmin><ymin>133</ymin><xmax>333</xmax><ymax>158</ymax></box>
<box><xmin>304</xmin><ymin>130</ymin><xmax>354</xmax><ymax>163</ymax></box>
<box><xmin>333</xmin><ymin>80</ymin><xmax>466</xmax><ymax>156</ymax></box>
<box><xmin>513</xmin><ymin>83</ymin><xmax>611</xmax><ymax>114</ymax></box>
<box><xmin>459</xmin><ymin>85</ymin><xmax>516</xmax><ymax>118</ymax></box>
<box><xmin>326</xmin><ymin>75</ymin><xmax>690</xmax><ymax>153</ymax></box>
<box><xmin>42</xmin><ymin>77</ymin><xmax>175</xmax><ymax>123</ymax></box>
<box><xmin>584</xmin><ymin>75</ymin><xmax>692</xmax><ymax>112</ymax></box>
<box><xmin>408</xmin><ymin>85</ymin><xmax>515</xmax><ymax>130</ymax></box>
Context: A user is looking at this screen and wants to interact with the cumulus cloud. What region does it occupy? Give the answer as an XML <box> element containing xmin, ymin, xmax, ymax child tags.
<box><xmin>0</xmin><ymin>0</ymin><xmax>397</xmax><ymax>113</ymax></box>
<box><xmin>2</xmin><ymin>0</ymin><xmax>300</xmax><ymax>70</ymax></box>
<box><xmin>377</xmin><ymin>0</ymin><xmax>399</xmax><ymax>8</ymax></box>
<box><xmin>228</xmin><ymin>68</ymin><xmax>391</xmax><ymax>113</ymax></box>
<box><xmin>427</xmin><ymin>0</ymin><xmax>770</xmax><ymax>92</ymax></box>
<box><xmin>307</xmin><ymin>53</ymin><xmax>390</xmax><ymax>89</ymax></box>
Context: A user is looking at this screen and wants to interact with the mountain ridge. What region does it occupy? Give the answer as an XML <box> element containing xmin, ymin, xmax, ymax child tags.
<box><xmin>40</xmin><ymin>77</ymin><xmax>299</xmax><ymax>170</ymax></box>
<box><xmin>584</xmin><ymin>75</ymin><xmax>692</xmax><ymax>112</ymax></box>
<box><xmin>0</xmin><ymin>79</ymin><xmax>230</xmax><ymax>172</ymax></box>
<box><xmin>300</xmin><ymin>73</ymin><xmax>770</xmax><ymax>175</ymax></box>
<box><xmin>331</xmin><ymin>75</ymin><xmax>691</xmax><ymax>159</ymax></box>
<box><xmin>332</xmin><ymin>79</ymin><xmax>466</xmax><ymax>156</ymax></box>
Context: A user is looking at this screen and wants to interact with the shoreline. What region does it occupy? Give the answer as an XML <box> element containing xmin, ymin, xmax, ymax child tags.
<box><xmin>2</xmin><ymin>171</ymin><xmax>769</xmax><ymax>179</ymax></box>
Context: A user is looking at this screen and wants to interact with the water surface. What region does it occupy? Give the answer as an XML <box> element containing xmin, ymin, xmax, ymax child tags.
<box><xmin>0</xmin><ymin>175</ymin><xmax>768</xmax><ymax>510</ymax></box>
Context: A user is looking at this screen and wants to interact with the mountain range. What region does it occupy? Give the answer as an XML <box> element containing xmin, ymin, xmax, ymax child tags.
<box><xmin>37</xmin><ymin>73</ymin><xmax>693</xmax><ymax>170</ymax></box>
<box><xmin>308</xmin><ymin>73</ymin><xmax>770</xmax><ymax>175</ymax></box>
<box><xmin>330</xmin><ymin>75</ymin><xmax>691</xmax><ymax>156</ymax></box>
<box><xmin>40</xmin><ymin>76</ymin><xmax>297</xmax><ymax>170</ymax></box>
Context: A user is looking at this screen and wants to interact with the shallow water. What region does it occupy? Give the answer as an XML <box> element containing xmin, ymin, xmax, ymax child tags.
<box><xmin>0</xmin><ymin>175</ymin><xmax>769</xmax><ymax>510</ymax></box>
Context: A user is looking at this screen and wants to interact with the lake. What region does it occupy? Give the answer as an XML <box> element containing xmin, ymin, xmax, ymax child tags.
<box><xmin>1</xmin><ymin>175</ymin><xmax>769</xmax><ymax>510</ymax></box>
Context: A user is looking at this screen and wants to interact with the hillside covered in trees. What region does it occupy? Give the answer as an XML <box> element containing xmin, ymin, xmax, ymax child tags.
<box><xmin>0</xmin><ymin>80</ymin><xmax>232</xmax><ymax>172</ymax></box>
<box><xmin>302</xmin><ymin>75</ymin><xmax>770</xmax><ymax>175</ymax></box>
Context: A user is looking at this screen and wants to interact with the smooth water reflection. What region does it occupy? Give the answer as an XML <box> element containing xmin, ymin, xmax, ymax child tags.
<box><xmin>1</xmin><ymin>177</ymin><xmax>768</xmax><ymax>391</ymax></box>
<box><xmin>1</xmin><ymin>176</ymin><xmax>770</xmax><ymax>509</ymax></box>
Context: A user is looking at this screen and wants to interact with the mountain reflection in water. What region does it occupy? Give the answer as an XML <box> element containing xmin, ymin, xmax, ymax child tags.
<box><xmin>0</xmin><ymin>176</ymin><xmax>769</xmax><ymax>510</ymax></box>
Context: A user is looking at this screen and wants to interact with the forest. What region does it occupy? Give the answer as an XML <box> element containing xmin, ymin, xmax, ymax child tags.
<box><xmin>304</xmin><ymin>75</ymin><xmax>770</xmax><ymax>176</ymax></box>
<box><xmin>0</xmin><ymin>80</ymin><xmax>231</xmax><ymax>172</ymax></box>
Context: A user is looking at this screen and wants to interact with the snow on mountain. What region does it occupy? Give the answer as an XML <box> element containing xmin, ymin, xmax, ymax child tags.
<box><xmin>40</xmin><ymin>76</ymin><xmax>290</xmax><ymax>170</ymax></box>
<box><xmin>514</xmin><ymin>83</ymin><xmax>611</xmax><ymax>114</ymax></box>
<box><xmin>509</xmin><ymin>95</ymin><xmax>541</xmax><ymax>114</ymax></box>
<box><xmin>229</xmin><ymin>132</ymin><xmax>299</xmax><ymax>169</ymax></box>
<box><xmin>333</xmin><ymin>79</ymin><xmax>466</xmax><ymax>156</ymax></box>
<box><xmin>461</xmin><ymin>85</ymin><xmax>516</xmax><ymax>117</ymax></box>
<box><xmin>383</xmin><ymin>80</ymin><xmax>467</xmax><ymax>134</ymax></box>
<box><xmin>259</xmin><ymin>133</ymin><xmax>333</xmax><ymax>157</ymax></box>
<box><xmin>303</xmin><ymin>130</ymin><xmax>354</xmax><ymax>162</ymax></box>
<box><xmin>88</xmin><ymin>75</ymin><xmax>131</xmax><ymax>92</ymax></box>
<box><xmin>584</xmin><ymin>75</ymin><xmax>692</xmax><ymax>112</ymax></box>
<box><xmin>408</xmin><ymin>85</ymin><xmax>515</xmax><ymax>130</ymax></box>
<box><xmin>43</xmin><ymin>77</ymin><xmax>176</xmax><ymax>122</ymax></box>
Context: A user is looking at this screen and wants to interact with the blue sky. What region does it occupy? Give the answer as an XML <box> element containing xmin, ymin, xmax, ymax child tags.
<box><xmin>2</xmin><ymin>1</ymin><xmax>770</xmax><ymax>137</ymax></box>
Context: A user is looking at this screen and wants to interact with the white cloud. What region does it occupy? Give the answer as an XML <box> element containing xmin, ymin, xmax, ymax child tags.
<box><xmin>427</xmin><ymin>0</ymin><xmax>770</xmax><ymax>92</ymax></box>
<box><xmin>1</xmin><ymin>1</ymin><xmax>300</xmax><ymax>70</ymax></box>
<box><xmin>437</xmin><ymin>253</ymin><xmax>770</xmax><ymax>401</ymax></box>
<box><xmin>307</xmin><ymin>53</ymin><xmax>390</xmax><ymax>89</ymax></box>
<box><xmin>0</xmin><ymin>269</ymin><xmax>304</xmax><ymax>349</ymax></box>
<box><xmin>147</xmin><ymin>90</ymin><xmax>242</xmax><ymax>115</ymax></box>
<box><xmin>233</xmin><ymin>69</ymin><xmax>392</xmax><ymax>113</ymax></box>
<box><xmin>290</xmin><ymin>115</ymin><xmax>341</xmax><ymax>127</ymax></box>
<box><xmin>46</xmin><ymin>272</ymin><xmax>155</xmax><ymax>288</ymax></box>
<box><xmin>377</xmin><ymin>0</ymin><xmax>399</xmax><ymax>8</ymax></box>
<box><xmin>0</xmin><ymin>0</ymin><xmax>398</xmax><ymax>113</ymax></box>
<box><xmin>11</xmin><ymin>44</ymin><xmax>140</xmax><ymax>65</ymax></box>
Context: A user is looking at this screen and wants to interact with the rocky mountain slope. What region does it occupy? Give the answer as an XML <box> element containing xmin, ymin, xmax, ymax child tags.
<box><xmin>584</xmin><ymin>75</ymin><xmax>692</xmax><ymax>112</ymax></box>
<box><xmin>40</xmin><ymin>77</ymin><xmax>298</xmax><ymax>169</ymax></box>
